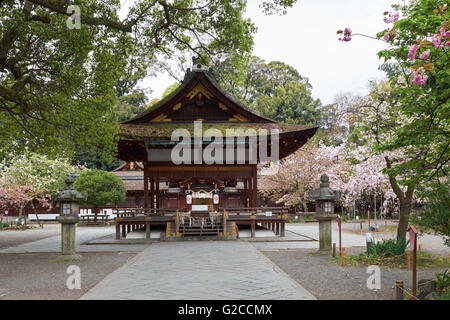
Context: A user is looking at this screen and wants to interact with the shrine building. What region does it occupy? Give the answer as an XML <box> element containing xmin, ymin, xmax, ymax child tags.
<box><xmin>113</xmin><ymin>61</ymin><xmax>317</xmax><ymax>240</ymax></box>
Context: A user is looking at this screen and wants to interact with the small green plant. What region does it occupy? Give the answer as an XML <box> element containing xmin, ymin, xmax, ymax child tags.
<box><xmin>368</xmin><ymin>238</ymin><xmax>409</xmax><ymax>257</ymax></box>
<box><xmin>2</xmin><ymin>222</ymin><xmax>9</xmax><ymax>228</ymax></box>
<box><xmin>76</xmin><ymin>221</ymin><xmax>84</xmax><ymax>227</ymax></box>
<box><xmin>436</xmin><ymin>270</ymin><xmax>450</xmax><ymax>291</ymax></box>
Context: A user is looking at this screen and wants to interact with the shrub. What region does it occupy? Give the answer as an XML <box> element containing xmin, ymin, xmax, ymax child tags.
<box><xmin>368</xmin><ymin>238</ymin><xmax>409</xmax><ymax>257</ymax></box>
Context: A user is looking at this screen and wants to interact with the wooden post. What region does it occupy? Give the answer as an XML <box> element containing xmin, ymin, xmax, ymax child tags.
<box><xmin>122</xmin><ymin>224</ymin><xmax>126</xmax><ymax>238</ymax></box>
<box><xmin>368</xmin><ymin>210</ymin><xmax>370</xmax><ymax>231</ymax></box>
<box><xmin>144</xmin><ymin>165</ymin><xmax>149</xmax><ymax>209</ymax></box>
<box><xmin>275</xmin><ymin>222</ymin><xmax>280</xmax><ymax>235</ymax></box>
<box><xmin>407</xmin><ymin>251</ymin><xmax>411</xmax><ymax>270</ymax></box>
<box><xmin>252</xmin><ymin>165</ymin><xmax>258</xmax><ymax>207</ymax></box>
<box><xmin>332</xmin><ymin>243</ymin><xmax>336</xmax><ymax>258</ymax></box>
<box><xmin>223</xmin><ymin>210</ymin><xmax>227</xmax><ymax>235</ymax></box>
<box><xmin>413</xmin><ymin>232</ymin><xmax>417</xmax><ymax>298</ymax></box>
<box><xmin>395</xmin><ymin>280</ymin><xmax>404</xmax><ymax>300</ymax></box>
<box><xmin>155</xmin><ymin>177</ymin><xmax>160</xmax><ymax>209</ymax></box>
<box><xmin>175</xmin><ymin>210</ymin><xmax>180</xmax><ymax>236</ymax></box>
<box><xmin>146</xmin><ymin>221</ymin><xmax>151</xmax><ymax>239</ymax></box>
<box><xmin>150</xmin><ymin>178</ymin><xmax>155</xmax><ymax>209</ymax></box>
<box><xmin>251</xmin><ymin>220</ymin><xmax>256</xmax><ymax>238</ymax></box>
<box><xmin>341</xmin><ymin>248</ymin><xmax>346</xmax><ymax>266</ymax></box>
<box><xmin>280</xmin><ymin>221</ymin><xmax>285</xmax><ymax>237</ymax></box>
<box><xmin>116</xmin><ymin>222</ymin><xmax>120</xmax><ymax>240</ymax></box>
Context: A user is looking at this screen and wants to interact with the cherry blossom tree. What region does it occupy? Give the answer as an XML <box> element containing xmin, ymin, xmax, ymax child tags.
<box><xmin>0</xmin><ymin>152</ymin><xmax>80</xmax><ymax>227</ymax></box>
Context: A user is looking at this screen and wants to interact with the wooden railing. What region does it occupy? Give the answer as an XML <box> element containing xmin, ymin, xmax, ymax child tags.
<box><xmin>113</xmin><ymin>208</ymin><xmax>189</xmax><ymax>218</ymax></box>
<box><xmin>218</xmin><ymin>207</ymin><xmax>292</xmax><ymax>217</ymax></box>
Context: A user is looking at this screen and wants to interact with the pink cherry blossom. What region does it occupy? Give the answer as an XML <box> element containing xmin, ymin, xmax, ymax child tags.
<box><xmin>339</xmin><ymin>28</ymin><xmax>352</xmax><ymax>42</ymax></box>
<box><xmin>439</xmin><ymin>28</ymin><xmax>450</xmax><ymax>39</ymax></box>
<box><xmin>412</xmin><ymin>68</ymin><xmax>428</xmax><ymax>85</ymax></box>
<box><xmin>446</xmin><ymin>41</ymin><xmax>450</xmax><ymax>47</ymax></box>
<box><xmin>393</xmin><ymin>29</ymin><xmax>398</xmax><ymax>40</ymax></box>
<box><xmin>393</xmin><ymin>12</ymin><xmax>400</xmax><ymax>22</ymax></box>
<box><xmin>432</xmin><ymin>34</ymin><xmax>444</xmax><ymax>48</ymax></box>
<box><xmin>408</xmin><ymin>44</ymin><xmax>417</xmax><ymax>59</ymax></box>
<box><xmin>420</xmin><ymin>50</ymin><xmax>430</xmax><ymax>59</ymax></box>
<box><xmin>383</xmin><ymin>32</ymin><xmax>390</xmax><ymax>41</ymax></box>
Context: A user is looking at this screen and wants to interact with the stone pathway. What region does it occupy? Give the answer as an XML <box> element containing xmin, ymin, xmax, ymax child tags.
<box><xmin>80</xmin><ymin>241</ymin><xmax>316</xmax><ymax>300</ymax></box>
<box><xmin>0</xmin><ymin>226</ymin><xmax>147</xmax><ymax>253</ymax></box>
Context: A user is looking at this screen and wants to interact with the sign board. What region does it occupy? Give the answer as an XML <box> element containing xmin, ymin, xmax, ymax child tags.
<box><xmin>186</xmin><ymin>194</ymin><xmax>192</xmax><ymax>205</ymax></box>
<box><xmin>213</xmin><ymin>194</ymin><xmax>219</xmax><ymax>204</ymax></box>
<box><xmin>265</xmin><ymin>211</ymin><xmax>272</xmax><ymax>217</ymax></box>
<box><xmin>408</xmin><ymin>226</ymin><xmax>417</xmax><ymax>249</ymax></box>
<box><xmin>192</xmin><ymin>205</ymin><xmax>209</xmax><ymax>212</ymax></box>
<box><xmin>193</xmin><ymin>191</ymin><xmax>213</xmax><ymax>199</ymax></box>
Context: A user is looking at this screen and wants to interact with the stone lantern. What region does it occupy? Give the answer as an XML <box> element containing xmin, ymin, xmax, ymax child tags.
<box><xmin>308</xmin><ymin>174</ymin><xmax>341</xmax><ymax>254</ymax></box>
<box><xmin>54</xmin><ymin>174</ymin><xmax>87</xmax><ymax>259</ymax></box>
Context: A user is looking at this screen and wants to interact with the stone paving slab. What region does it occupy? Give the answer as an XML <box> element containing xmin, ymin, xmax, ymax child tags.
<box><xmin>80</xmin><ymin>241</ymin><xmax>316</xmax><ymax>300</ymax></box>
<box><xmin>0</xmin><ymin>227</ymin><xmax>147</xmax><ymax>253</ymax></box>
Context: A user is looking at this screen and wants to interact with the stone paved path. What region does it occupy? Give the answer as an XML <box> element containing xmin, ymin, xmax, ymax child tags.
<box><xmin>0</xmin><ymin>226</ymin><xmax>147</xmax><ymax>253</ymax></box>
<box><xmin>80</xmin><ymin>241</ymin><xmax>316</xmax><ymax>300</ymax></box>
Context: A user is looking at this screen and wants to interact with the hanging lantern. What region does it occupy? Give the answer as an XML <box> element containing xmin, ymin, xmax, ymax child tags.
<box><xmin>186</xmin><ymin>194</ymin><xmax>192</xmax><ymax>205</ymax></box>
<box><xmin>213</xmin><ymin>194</ymin><xmax>219</xmax><ymax>204</ymax></box>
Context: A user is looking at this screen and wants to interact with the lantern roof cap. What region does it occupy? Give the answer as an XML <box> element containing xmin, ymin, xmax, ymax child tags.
<box><xmin>308</xmin><ymin>174</ymin><xmax>341</xmax><ymax>201</ymax></box>
<box><xmin>53</xmin><ymin>174</ymin><xmax>87</xmax><ymax>202</ymax></box>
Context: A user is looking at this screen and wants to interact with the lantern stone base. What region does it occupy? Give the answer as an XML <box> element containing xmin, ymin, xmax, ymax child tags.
<box><xmin>56</xmin><ymin>215</ymin><xmax>80</xmax><ymax>258</ymax></box>
<box><xmin>314</xmin><ymin>214</ymin><xmax>337</xmax><ymax>254</ymax></box>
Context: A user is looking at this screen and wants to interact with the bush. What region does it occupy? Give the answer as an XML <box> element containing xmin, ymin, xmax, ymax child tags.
<box><xmin>368</xmin><ymin>238</ymin><xmax>409</xmax><ymax>257</ymax></box>
<box><xmin>2</xmin><ymin>222</ymin><xmax>9</xmax><ymax>228</ymax></box>
<box><xmin>436</xmin><ymin>270</ymin><xmax>450</xmax><ymax>292</ymax></box>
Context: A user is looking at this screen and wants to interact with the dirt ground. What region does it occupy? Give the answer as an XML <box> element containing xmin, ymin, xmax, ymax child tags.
<box><xmin>0</xmin><ymin>251</ymin><xmax>137</xmax><ymax>300</ymax></box>
<box><xmin>262</xmin><ymin>247</ymin><xmax>449</xmax><ymax>300</ymax></box>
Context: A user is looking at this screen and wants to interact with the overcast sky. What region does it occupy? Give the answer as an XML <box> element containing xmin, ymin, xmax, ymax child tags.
<box><xmin>125</xmin><ymin>0</ymin><xmax>396</xmax><ymax>105</ymax></box>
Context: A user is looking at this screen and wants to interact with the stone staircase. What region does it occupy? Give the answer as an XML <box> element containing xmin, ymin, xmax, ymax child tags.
<box><xmin>180</xmin><ymin>217</ymin><xmax>223</xmax><ymax>237</ymax></box>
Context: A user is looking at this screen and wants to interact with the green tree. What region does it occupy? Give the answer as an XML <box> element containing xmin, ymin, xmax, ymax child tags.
<box><xmin>1</xmin><ymin>1</ymin><xmax>297</xmax><ymax>159</ymax></box>
<box><xmin>255</xmin><ymin>81</ymin><xmax>321</xmax><ymax>125</ymax></box>
<box><xmin>410</xmin><ymin>181</ymin><xmax>449</xmax><ymax>247</ymax></box>
<box><xmin>162</xmin><ymin>82</ymin><xmax>181</xmax><ymax>99</ymax></box>
<box><xmin>74</xmin><ymin>169</ymin><xmax>126</xmax><ymax>221</ymax></box>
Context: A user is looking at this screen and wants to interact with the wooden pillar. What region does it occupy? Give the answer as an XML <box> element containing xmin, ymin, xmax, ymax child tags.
<box><xmin>275</xmin><ymin>222</ymin><xmax>280</xmax><ymax>235</ymax></box>
<box><xmin>251</xmin><ymin>221</ymin><xmax>256</xmax><ymax>238</ymax></box>
<box><xmin>122</xmin><ymin>224</ymin><xmax>126</xmax><ymax>238</ymax></box>
<box><xmin>156</xmin><ymin>177</ymin><xmax>160</xmax><ymax>209</ymax></box>
<box><xmin>150</xmin><ymin>178</ymin><xmax>155</xmax><ymax>209</ymax></box>
<box><xmin>146</xmin><ymin>222</ymin><xmax>151</xmax><ymax>239</ymax></box>
<box><xmin>244</xmin><ymin>180</ymin><xmax>248</xmax><ymax>208</ymax></box>
<box><xmin>281</xmin><ymin>221</ymin><xmax>285</xmax><ymax>237</ymax></box>
<box><xmin>248</xmin><ymin>178</ymin><xmax>253</xmax><ymax>208</ymax></box>
<box><xmin>252</xmin><ymin>165</ymin><xmax>258</xmax><ymax>207</ymax></box>
<box><xmin>144</xmin><ymin>165</ymin><xmax>149</xmax><ymax>209</ymax></box>
<box><xmin>115</xmin><ymin>222</ymin><xmax>120</xmax><ymax>240</ymax></box>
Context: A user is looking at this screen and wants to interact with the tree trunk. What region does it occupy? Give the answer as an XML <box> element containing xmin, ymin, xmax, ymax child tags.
<box><xmin>385</xmin><ymin>156</ymin><xmax>415</xmax><ymax>242</ymax></box>
<box><xmin>301</xmin><ymin>200</ymin><xmax>309</xmax><ymax>213</ymax></box>
<box><xmin>31</xmin><ymin>201</ymin><xmax>43</xmax><ymax>228</ymax></box>
<box><xmin>396</xmin><ymin>189</ymin><xmax>414</xmax><ymax>242</ymax></box>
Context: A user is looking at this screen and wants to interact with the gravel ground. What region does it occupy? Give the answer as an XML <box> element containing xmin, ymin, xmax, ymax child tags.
<box><xmin>261</xmin><ymin>247</ymin><xmax>449</xmax><ymax>300</ymax></box>
<box><xmin>0</xmin><ymin>251</ymin><xmax>137</xmax><ymax>300</ymax></box>
<box><xmin>0</xmin><ymin>224</ymin><xmax>61</xmax><ymax>249</ymax></box>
